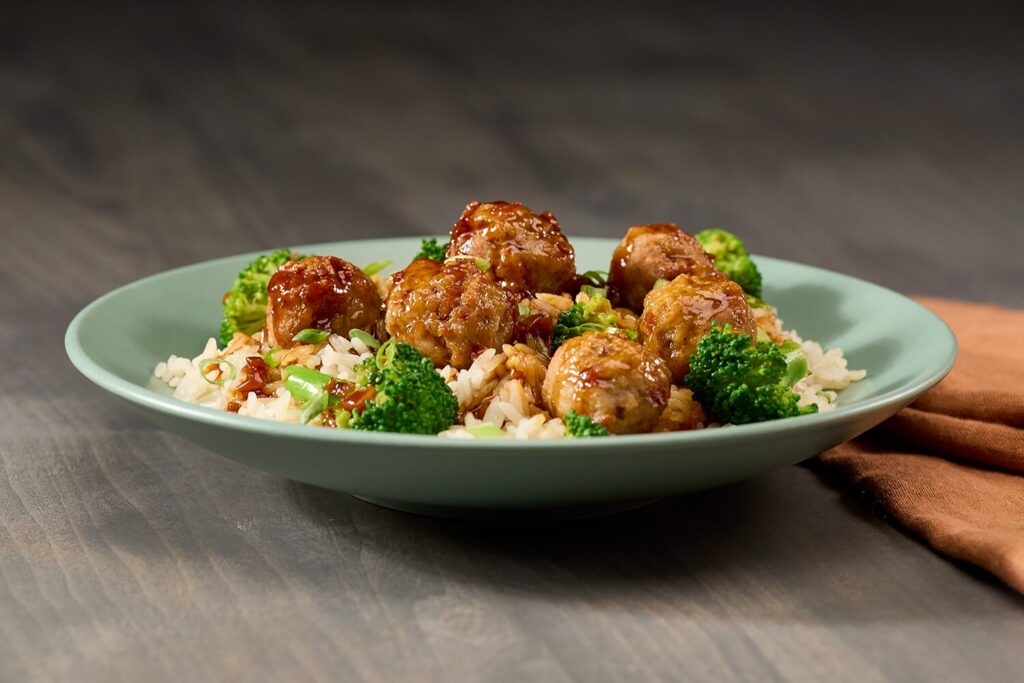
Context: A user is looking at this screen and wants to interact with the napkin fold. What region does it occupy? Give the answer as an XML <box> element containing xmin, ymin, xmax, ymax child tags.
<box><xmin>816</xmin><ymin>298</ymin><xmax>1024</xmax><ymax>593</ymax></box>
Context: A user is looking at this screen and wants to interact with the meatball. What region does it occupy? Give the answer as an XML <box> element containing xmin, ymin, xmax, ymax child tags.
<box><xmin>447</xmin><ymin>201</ymin><xmax>576</xmax><ymax>294</ymax></box>
<box><xmin>266</xmin><ymin>256</ymin><xmax>383</xmax><ymax>348</ymax></box>
<box><xmin>638</xmin><ymin>271</ymin><xmax>757</xmax><ymax>382</ymax></box>
<box><xmin>542</xmin><ymin>332</ymin><xmax>671</xmax><ymax>435</ymax></box>
<box><xmin>384</xmin><ymin>258</ymin><xmax>518</xmax><ymax>369</ymax></box>
<box><xmin>609</xmin><ymin>224</ymin><xmax>717</xmax><ymax>311</ymax></box>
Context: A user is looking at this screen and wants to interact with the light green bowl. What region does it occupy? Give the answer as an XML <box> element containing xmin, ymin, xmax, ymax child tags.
<box><xmin>66</xmin><ymin>237</ymin><xmax>956</xmax><ymax>517</ymax></box>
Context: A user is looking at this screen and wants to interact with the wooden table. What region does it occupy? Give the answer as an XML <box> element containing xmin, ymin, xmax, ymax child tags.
<box><xmin>2</xmin><ymin>3</ymin><xmax>1022</xmax><ymax>680</ymax></box>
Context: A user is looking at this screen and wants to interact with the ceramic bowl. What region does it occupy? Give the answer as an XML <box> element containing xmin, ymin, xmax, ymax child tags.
<box><xmin>66</xmin><ymin>237</ymin><xmax>956</xmax><ymax>517</ymax></box>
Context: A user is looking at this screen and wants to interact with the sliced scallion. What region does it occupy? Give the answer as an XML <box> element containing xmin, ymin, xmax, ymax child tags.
<box><xmin>580</xmin><ymin>284</ymin><xmax>606</xmax><ymax>302</ymax></box>
<box><xmin>283</xmin><ymin>365</ymin><xmax>333</xmax><ymax>403</ymax></box>
<box><xmin>444</xmin><ymin>254</ymin><xmax>491</xmax><ymax>272</ymax></box>
<box><xmin>652</xmin><ymin>278</ymin><xmax>669</xmax><ymax>290</ymax></box>
<box><xmin>581</xmin><ymin>269</ymin><xmax>608</xmax><ymax>285</ymax></box>
<box><xmin>517</xmin><ymin>301</ymin><xmax>532</xmax><ymax>319</ymax></box>
<box><xmin>348</xmin><ymin>328</ymin><xmax>380</xmax><ymax>350</ymax></box>
<box><xmin>467</xmin><ymin>422</ymin><xmax>506</xmax><ymax>439</ymax></box>
<box><xmin>299</xmin><ymin>389</ymin><xmax>330</xmax><ymax>424</ymax></box>
<box><xmin>362</xmin><ymin>260</ymin><xmax>392</xmax><ymax>276</ymax></box>
<box><xmin>376</xmin><ymin>338</ymin><xmax>397</xmax><ymax>367</ymax></box>
<box><xmin>262</xmin><ymin>346</ymin><xmax>282</xmax><ymax>368</ymax></box>
<box><xmin>291</xmin><ymin>328</ymin><xmax>331</xmax><ymax>344</ymax></box>
<box><xmin>198</xmin><ymin>358</ymin><xmax>238</xmax><ymax>385</ymax></box>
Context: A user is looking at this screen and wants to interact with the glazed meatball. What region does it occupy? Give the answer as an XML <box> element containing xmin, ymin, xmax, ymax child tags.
<box><xmin>609</xmin><ymin>224</ymin><xmax>717</xmax><ymax>311</ymax></box>
<box><xmin>638</xmin><ymin>271</ymin><xmax>757</xmax><ymax>382</ymax></box>
<box><xmin>384</xmin><ymin>258</ymin><xmax>518</xmax><ymax>369</ymax></box>
<box><xmin>447</xmin><ymin>201</ymin><xmax>576</xmax><ymax>294</ymax></box>
<box><xmin>266</xmin><ymin>256</ymin><xmax>383</xmax><ymax>348</ymax></box>
<box><xmin>542</xmin><ymin>332</ymin><xmax>671</xmax><ymax>435</ymax></box>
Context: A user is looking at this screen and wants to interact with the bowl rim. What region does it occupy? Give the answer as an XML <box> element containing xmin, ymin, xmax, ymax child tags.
<box><xmin>65</xmin><ymin>237</ymin><xmax>958</xmax><ymax>452</ymax></box>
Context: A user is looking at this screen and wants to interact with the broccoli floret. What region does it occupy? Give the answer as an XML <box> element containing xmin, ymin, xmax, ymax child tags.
<box><xmin>550</xmin><ymin>288</ymin><xmax>637</xmax><ymax>352</ymax></box>
<box><xmin>350</xmin><ymin>341</ymin><xmax>458</xmax><ymax>435</ymax></box>
<box><xmin>219</xmin><ymin>248</ymin><xmax>300</xmax><ymax>346</ymax></box>
<box><xmin>414</xmin><ymin>238</ymin><xmax>448</xmax><ymax>262</ymax></box>
<box><xmin>563</xmin><ymin>410</ymin><xmax>609</xmax><ymax>437</ymax></box>
<box><xmin>685</xmin><ymin>324</ymin><xmax>815</xmax><ymax>425</ymax></box>
<box><xmin>695</xmin><ymin>229</ymin><xmax>762</xmax><ymax>298</ymax></box>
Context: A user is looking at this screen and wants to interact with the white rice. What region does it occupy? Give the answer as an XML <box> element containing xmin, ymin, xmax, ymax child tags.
<box><xmin>792</xmin><ymin>337</ymin><xmax>867</xmax><ymax>412</ymax></box>
<box><xmin>438</xmin><ymin>347</ymin><xmax>507</xmax><ymax>412</ymax></box>
<box><xmin>154</xmin><ymin>324</ymin><xmax>866</xmax><ymax>439</ymax></box>
<box><xmin>154</xmin><ymin>333</ymin><xmax>373</xmax><ymax>424</ymax></box>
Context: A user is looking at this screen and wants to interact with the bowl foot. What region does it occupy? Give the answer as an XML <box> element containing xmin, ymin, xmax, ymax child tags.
<box><xmin>350</xmin><ymin>495</ymin><xmax>660</xmax><ymax>521</ymax></box>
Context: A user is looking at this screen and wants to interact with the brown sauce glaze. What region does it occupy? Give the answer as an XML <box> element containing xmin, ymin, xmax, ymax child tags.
<box><xmin>235</xmin><ymin>356</ymin><xmax>271</xmax><ymax>396</ymax></box>
<box><xmin>384</xmin><ymin>258</ymin><xmax>518</xmax><ymax>369</ymax></box>
<box><xmin>608</xmin><ymin>224</ymin><xmax>718</xmax><ymax>312</ymax></box>
<box><xmin>339</xmin><ymin>386</ymin><xmax>376</xmax><ymax>413</ymax></box>
<box><xmin>638</xmin><ymin>271</ymin><xmax>756</xmax><ymax>382</ymax></box>
<box><xmin>541</xmin><ymin>332</ymin><xmax>670</xmax><ymax>434</ymax></box>
<box><xmin>266</xmin><ymin>256</ymin><xmax>383</xmax><ymax>348</ymax></box>
<box><xmin>446</xmin><ymin>201</ymin><xmax>576</xmax><ymax>294</ymax></box>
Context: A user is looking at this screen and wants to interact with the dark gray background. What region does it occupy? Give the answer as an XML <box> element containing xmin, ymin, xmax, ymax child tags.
<box><xmin>1</xmin><ymin>2</ymin><xmax>1022</xmax><ymax>681</ymax></box>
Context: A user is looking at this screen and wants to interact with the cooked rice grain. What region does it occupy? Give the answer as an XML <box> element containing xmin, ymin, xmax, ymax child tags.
<box><xmin>155</xmin><ymin>323</ymin><xmax>866</xmax><ymax>439</ymax></box>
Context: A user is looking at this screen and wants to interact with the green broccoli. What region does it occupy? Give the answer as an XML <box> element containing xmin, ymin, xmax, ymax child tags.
<box><xmin>550</xmin><ymin>287</ymin><xmax>637</xmax><ymax>352</ymax></box>
<box><xmin>563</xmin><ymin>410</ymin><xmax>609</xmax><ymax>437</ymax></box>
<box><xmin>219</xmin><ymin>248</ymin><xmax>300</xmax><ymax>346</ymax></box>
<box><xmin>413</xmin><ymin>238</ymin><xmax>448</xmax><ymax>262</ymax></box>
<box><xmin>695</xmin><ymin>229</ymin><xmax>762</xmax><ymax>298</ymax></box>
<box><xmin>685</xmin><ymin>324</ymin><xmax>815</xmax><ymax>425</ymax></box>
<box><xmin>350</xmin><ymin>340</ymin><xmax>459</xmax><ymax>435</ymax></box>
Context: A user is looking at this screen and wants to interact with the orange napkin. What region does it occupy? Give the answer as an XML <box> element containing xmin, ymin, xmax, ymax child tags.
<box><xmin>816</xmin><ymin>298</ymin><xmax>1024</xmax><ymax>592</ymax></box>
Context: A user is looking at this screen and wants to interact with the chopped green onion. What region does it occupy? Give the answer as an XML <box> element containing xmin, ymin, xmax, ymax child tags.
<box><xmin>444</xmin><ymin>254</ymin><xmax>491</xmax><ymax>272</ymax></box>
<box><xmin>622</xmin><ymin>328</ymin><xmax>638</xmax><ymax>341</ymax></box>
<box><xmin>581</xmin><ymin>270</ymin><xmax>608</xmax><ymax>286</ymax></box>
<box><xmin>283</xmin><ymin>365</ymin><xmax>333</xmax><ymax>403</ymax></box>
<box><xmin>517</xmin><ymin>301</ymin><xmax>532</xmax><ymax>319</ymax></box>
<box><xmin>580</xmin><ymin>284</ymin><xmax>606</xmax><ymax>302</ymax></box>
<box><xmin>652</xmin><ymin>278</ymin><xmax>669</xmax><ymax>290</ymax></box>
<box><xmin>291</xmin><ymin>328</ymin><xmax>331</xmax><ymax>344</ymax></box>
<box><xmin>467</xmin><ymin>422</ymin><xmax>506</xmax><ymax>439</ymax></box>
<box><xmin>362</xmin><ymin>260</ymin><xmax>392</xmax><ymax>276</ymax></box>
<box><xmin>281</xmin><ymin>366</ymin><xmax>341</xmax><ymax>424</ymax></box>
<box><xmin>262</xmin><ymin>346</ymin><xmax>282</xmax><ymax>368</ymax></box>
<box><xmin>348</xmin><ymin>329</ymin><xmax>380</xmax><ymax>350</ymax></box>
<box><xmin>376</xmin><ymin>338</ymin><xmax>397</xmax><ymax>368</ymax></box>
<box><xmin>198</xmin><ymin>358</ymin><xmax>238</xmax><ymax>385</ymax></box>
<box><xmin>299</xmin><ymin>389</ymin><xmax>330</xmax><ymax>424</ymax></box>
<box><xmin>335</xmin><ymin>409</ymin><xmax>352</xmax><ymax>429</ymax></box>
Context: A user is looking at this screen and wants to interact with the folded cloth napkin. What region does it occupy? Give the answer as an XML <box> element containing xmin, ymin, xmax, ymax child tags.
<box><xmin>816</xmin><ymin>298</ymin><xmax>1024</xmax><ymax>592</ymax></box>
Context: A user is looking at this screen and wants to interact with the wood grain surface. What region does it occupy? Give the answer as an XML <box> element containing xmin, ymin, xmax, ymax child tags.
<box><xmin>1</xmin><ymin>2</ymin><xmax>1022</xmax><ymax>681</ymax></box>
